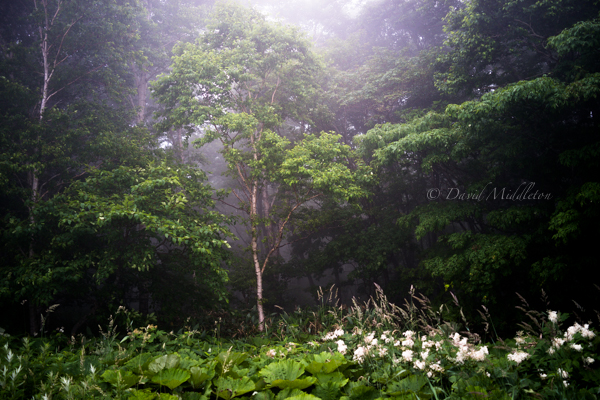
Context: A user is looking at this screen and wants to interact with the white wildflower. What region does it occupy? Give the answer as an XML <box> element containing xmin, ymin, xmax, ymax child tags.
<box><xmin>584</xmin><ymin>357</ymin><xmax>595</xmax><ymax>365</ymax></box>
<box><xmin>470</xmin><ymin>346</ymin><xmax>488</xmax><ymax>362</ymax></box>
<box><xmin>540</xmin><ymin>373</ymin><xmax>547</xmax><ymax>380</ymax></box>
<box><xmin>378</xmin><ymin>347</ymin><xmax>388</xmax><ymax>357</ymax></box>
<box><xmin>323</xmin><ymin>329</ymin><xmax>345</xmax><ymax>341</ymax></box>
<box><xmin>336</xmin><ymin>340</ymin><xmax>347</xmax><ymax>355</ymax></box>
<box><xmin>401</xmin><ymin>349</ymin><xmax>414</xmax><ymax>362</ymax></box>
<box><xmin>563</xmin><ymin>380</ymin><xmax>569</xmax><ymax>387</ymax></box>
<box><xmin>581</xmin><ymin>324</ymin><xmax>596</xmax><ymax>339</ymax></box>
<box><xmin>515</xmin><ymin>336</ymin><xmax>525</xmax><ymax>345</ymax></box>
<box><xmin>414</xmin><ymin>360</ymin><xmax>426</xmax><ymax>370</ymax></box>
<box><xmin>364</xmin><ymin>332</ymin><xmax>375</xmax><ymax>345</ymax></box>
<box><xmin>353</xmin><ymin>346</ymin><xmax>367</xmax><ymax>363</ymax></box>
<box><xmin>570</xmin><ymin>343</ymin><xmax>583</xmax><ymax>351</ymax></box>
<box><xmin>507</xmin><ymin>351</ymin><xmax>530</xmax><ymax>364</ymax></box>
<box><xmin>266</xmin><ymin>349</ymin><xmax>277</xmax><ymax>358</ymax></box>
<box><xmin>421</xmin><ymin>350</ymin><xmax>430</xmax><ymax>360</ymax></box>
<box><xmin>430</xmin><ymin>361</ymin><xmax>444</xmax><ymax>373</ymax></box>
<box><xmin>402</xmin><ymin>338</ymin><xmax>414</xmax><ymax>348</ymax></box>
<box><xmin>558</xmin><ymin>368</ymin><xmax>568</xmax><ymax>378</ymax></box>
<box><xmin>455</xmin><ymin>347</ymin><xmax>468</xmax><ymax>364</ymax></box>
<box><xmin>565</xmin><ymin>324</ymin><xmax>581</xmax><ymax>341</ymax></box>
<box><xmin>548</xmin><ymin>310</ymin><xmax>558</xmax><ymax>324</ymax></box>
<box><xmin>552</xmin><ymin>337</ymin><xmax>565</xmax><ymax>349</ymax></box>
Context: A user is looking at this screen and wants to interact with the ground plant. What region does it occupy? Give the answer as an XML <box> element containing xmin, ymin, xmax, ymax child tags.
<box><xmin>1</xmin><ymin>286</ymin><xmax>598</xmax><ymax>399</ymax></box>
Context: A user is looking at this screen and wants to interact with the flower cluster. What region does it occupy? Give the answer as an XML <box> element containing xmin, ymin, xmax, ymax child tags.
<box><xmin>352</xmin><ymin>331</ymin><xmax>381</xmax><ymax>363</ymax></box>
<box><xmin>319</xmin><ymin>314</ymin><xmax>596</xmax><ymax>387</ymax></box>
<box><xmin>565</xmin><ymin>322</ymin><xmax>595</xmax><ymax>340</ymax></box>
<box><xmin>449</xmin><ymin>333</ymin><xmax>488</xmax><ymax>364</ymax></box>
<box><xmin>322</xmin><ymin>329</ymin><xmax>345</xmax><ymax>341</ymax></box>
<box><xmin>336</xmin><ymin>340</ymin><xmax>347</xmax><ymax>355</ymax></box>
<box><xmin>547</xmin><ymin>320</ymin><xmax>595</xmax><ymax>356</ymax></box>
<box><xmin>507</xmin><ymin>351</ymin><xmax>530</xmax><ymax>364</ymax></box>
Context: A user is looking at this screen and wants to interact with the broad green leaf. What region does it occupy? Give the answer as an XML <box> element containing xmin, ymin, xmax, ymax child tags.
<box><xmin>151</xmin><ymin>368</ymin><xmax>191</xmax><ymax>390</ymax></box>
<box><xmin>128</xmin><ymin>389</ymin><xmax>157</xmax><ymax>400</ymax></box>
<box><xmin>149</xmin><ymin>354</ymin><xmax>180</xmax><ymax>374</ymax></box>
<box><xmin>305</xmin><ymin>352</ymin><xmax>349</xmax><ymax>375</ymax></box>
<box><xmin>287</xmin><ymin>394</ymin><xmax>322</xmax><ymax>400</ymax></box>
<box><xmin>276</xmin><ymin>388</ymin><xmax>307</xmax><ymax>400</ymax></box>
<box><xmin>343</xmin><ymin>382</ymin><xmax>380</xmax><ymax>400</ymax></box>
<box><xmin>270</xmin><ymin>377</ymin><xmax>317</xmax><ymax>390</ymax></box>
<box><xmin>125</xmin><ymin>353</ymin><xmax>154</xmax><ymax>372</ymax></box>
<box><xmin>253</xmin><ymin>389</ymin><xmax>275</xmax><ymax>400</ymax></box>
<box><xmin>190</xmin><ymin>365</ymin><xmax>216</xmax><ymax>389</ymax></box>
<box><xmin>217</xmin><ymin>351</ymin><xmax>249</xmax><ymax>372</ymax></box>
<box><xmin>182</xmin><ymin>392</ymin><xmax>210</xmax><ymax>400</ymax></box>
<box><xmin>214</xmin><ymin>376</ymin><xmax>255</xmax><ymax>400</ymax></box>
<box><xmin>313</xmin><ymin>380</ymin><xmax>343</xmax><ymax>400</ymax></box>
<box><xmin>158</xmin><ymin>394</ymin><xmax>180</xmax><ymax>400</ymax></box>
<box><xmin>260</xmin><ymin>360</ymin><xmax>306</xmax><ymax>382</ymax></box>
<box><xmin>101</xmin><ymin>369</ymin><xmax>139</xmax><ymax>389</ymax></box>
<box><xmin>315</xmin><ymin>372</ymin><xmax>349</xmax><ymax>387</ymax></box>
<box><xmin>386</xmin><ymin>375</ymin><xmax>429</xmax><ymax>398</ymax></box>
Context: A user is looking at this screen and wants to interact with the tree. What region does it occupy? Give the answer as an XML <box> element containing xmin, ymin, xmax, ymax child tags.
<box><xmin>153</xmin><ymin>2</ymin><xmax>369</xmax><ymax>330</ymax></box>
<box><xmin>435</xmin><ymin>0</ymin><xmax>599</xmax><ymax>96</ymax></box>
<box><xmin>360</xmin><ymin>30</ymin><xmax>600</xmax><ymax>326</ymax></box>
<box><xmin>0</xmin><ymin>0</ymin><xmax>155</xmax><ymax>333</ymax></box>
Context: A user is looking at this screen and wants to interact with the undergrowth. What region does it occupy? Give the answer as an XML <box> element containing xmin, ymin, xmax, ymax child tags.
<box><xmin>1</xmin><ymin>285</ymin><xmax>598</xmax><ymax>399</ymax></box>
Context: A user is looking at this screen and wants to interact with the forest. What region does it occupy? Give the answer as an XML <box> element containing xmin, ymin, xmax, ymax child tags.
<box><xmin>0</xmin><ymin>0</ymin><xmax>599</xmax><ymax>398</ymax></box>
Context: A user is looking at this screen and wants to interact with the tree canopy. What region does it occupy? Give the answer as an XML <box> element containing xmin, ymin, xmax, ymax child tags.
<box><xmin>1</xmin><ymin>0</ymin><xmax>599</xmax><ymax>335</ymax></box>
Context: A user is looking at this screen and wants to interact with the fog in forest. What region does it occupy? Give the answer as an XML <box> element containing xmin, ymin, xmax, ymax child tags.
<box><xmin>1</xmin><ymin>0</ymin><xmax>598</xmax><ymax>340</ymax></box>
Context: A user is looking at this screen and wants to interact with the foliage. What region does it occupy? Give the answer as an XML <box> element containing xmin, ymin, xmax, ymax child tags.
<box><xmin>435</xmin><ymin>0</ymin><xmax>599</xmax><ymax>96</ymax></box>
<box><xmin>0</xmin><ymin>288</ymin><xmax>599</xmax><ymax>399</ymax></box>
<box><xmin>359</xmin><ymin>31</ymin><xmax>600</xmax><ymax>324</ymax></box>
<box><xmin>152</xmin><ymin>1</ymin><xmax>371</xmax><ymax>330</ymax></box>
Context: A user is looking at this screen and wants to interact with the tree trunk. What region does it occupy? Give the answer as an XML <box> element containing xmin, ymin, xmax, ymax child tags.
<box><xmin>251</xmin><ymin>181</ymin><xmax>265</xmax><ymax>331</ymax></box>
<box><xmin>135</xmin><ymin>69</ymin><xmax>148</xmax><ymax>125</ymax></box>
<box><xmin>28</xmin><ymin>304</ymin><xmax>40</xmax><ymax>336</ymax></box>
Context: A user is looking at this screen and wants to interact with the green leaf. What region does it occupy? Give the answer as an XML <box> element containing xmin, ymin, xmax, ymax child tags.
<box><xmin>214</xmin><ymin>376</ymin><xmax>255</xmax><ymax>400</ymax></box>
<box><xmin>313</xmin><ymin>380</ymin><xmax>343</xmax><ymax>400</ymax></box>
<box><xmin>149</xmin><ymin>354</ymin><xmax>181</xmax><ymax>374</ymax></box>
<box><xmin>305</xmin><ymin>352</ymin><xmax>347</xmax><ymax>375</ymax></box>
<box><xmin>386</xmin><ymin>375</ymin><xmax>429</xmax><ymax>398</ymax></box>
<box><xmin>128</xmin><ymin>389</ymin><xmax>157</xmax><ymax>400</ymax></box>
<box><xmin>101</xmin><ymin>369</ymin><xmax>139</xmax><ymax>389</ymax></box>
<box><xmin>125</xmin><ymin>353</ymin><xmax>154</xmax><ymax>372</ymax></box>
<box><xmin>151</xmin><ymin>368</ymin><xmax>191</xmax><ymax>390</ymax></box>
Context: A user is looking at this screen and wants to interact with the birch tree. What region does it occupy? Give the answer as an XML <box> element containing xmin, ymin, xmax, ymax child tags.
<box><xmin>153</xmin><ymin>2</ymin><xmax>369</xmax><ymax>330</ymax></box>
<box><xmin>0</xmin><ymin>0</ymin><xmax>149</xmax><ymax>334</ymax></box>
